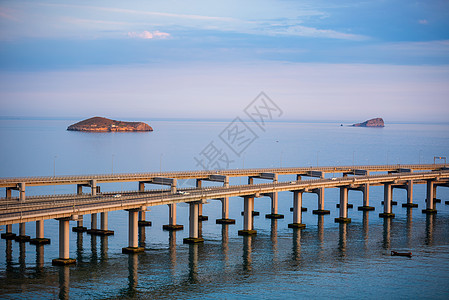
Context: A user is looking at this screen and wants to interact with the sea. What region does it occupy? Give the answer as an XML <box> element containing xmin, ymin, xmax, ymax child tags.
<box><xmin>0</xmin><ymin>118</ymin><xmax>448</xmax><ymax>299</ymax></box>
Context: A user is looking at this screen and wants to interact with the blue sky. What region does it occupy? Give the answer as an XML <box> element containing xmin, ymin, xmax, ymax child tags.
<box><xmin>0</xmin><ymin>0</ymin><xmax>448</xmax><ymax>122</ymax></box>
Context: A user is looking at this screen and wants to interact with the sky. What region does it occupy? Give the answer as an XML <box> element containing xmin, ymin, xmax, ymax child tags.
<box><xmin>0</xmin><ymin>0</ymin><xmax>448</xmax><ymax>122</ymax></box>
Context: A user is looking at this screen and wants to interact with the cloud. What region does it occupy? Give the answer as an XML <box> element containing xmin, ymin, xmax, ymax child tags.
<box><xmin>418</xmin><ymin>19</ymin><xmax>428</xmax><ymax>25</ymax></box>
<box><xmin>128</xmin><ymin>30</ymin><xmax>170</xmax><ymax>39</ymax></box>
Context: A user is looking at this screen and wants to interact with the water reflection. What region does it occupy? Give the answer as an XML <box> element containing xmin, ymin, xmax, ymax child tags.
<box><xmin>406</xmin><ymin>208</ymin><xmax>413</xmax><ymax>247</ymax></box>
<box><xmin>169</xmin><ymin>230</ymin><xmax>177</xmax><ymax>271</ymax></box>
<box><xmin>382</xmin><ymin>218</ymin><xmax>392</xmax><ymax>250</ymax></box>
<box><xmin>317</xmin><ymin>215</ymin><xmax>325</xmax><ymax>260</ymax></box>
<box><xmin>100</xmin><ymin>236</ymin><xmax>108</xmax><ymax>262</ymax></box>
<box><xmin>362</xmin><ymin>211</ymin><xmax>370</xmax><ymax>250</ymax></box>
<box><xmin>35</xmin><ymin>244</ymin><xmax>44</xmax><ymax>274</ymax></box>
<box><xmin>90</xmin><ymin>235</ymin><xmax>98</xmax><ymax>263</ymax></box>
<box><xmin>128</xmin><ymin>253</ymin><xmax>138</xmax><ymax>296</ymax></box>
<box><xmin>292</xmin><ymin>228</ymin><xmax>302</xmax><ymax>262</ymax></box>
<box><xmin>76</xmin><ymin>232</ymin><xmax>84</xmax><ymax>263</ymax></box>
<box><xmin>221</xmin><ymin>225</ymin><xmax>229</xmax><ymax>264</ymax></box>
<box><xmin>138</xmin><ymin>225</ymin><xmax>146</xmax><ymax>248</ymax></box>
<box><xmin>19</xmin><ymin>241</ymin><xmax>26</xmax><ymax>273</ymax></box>
<box><xmin>188</xmin><ymin>244</ymin><xmax>199</xmax><ymax>284</ymax></box>
<box><xmin>58</xmin><ymin>266</ymin><xmax>70</xmax><ymax>300</ymax></box>
<box><xmin>425</xmin><ymin>213</ymin><xmax>435</xmax><ymax>246</ymax></box>
<box><xmin>271</xmin><ymin>219</ymin><xmax>278</xmax><ymax>261</ymax></box>
<box><xmin>338</xmin><ymin>223</ymin><xmax>347</xmax><ymax>258</ymax></box>
<box><xmin>242</xmin><ymin>236</ymin><xmax>253</xmax><ymax>273</ymax></box>
<box><xmin>5</xmin><ymin>239</ymin><xmax>13</xmax><ymax>273</ymax></box>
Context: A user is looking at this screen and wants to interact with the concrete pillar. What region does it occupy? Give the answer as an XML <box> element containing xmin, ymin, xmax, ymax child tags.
<box><xmin>89</xmin><ymin>213</ymin><xmax>97</xmax><ymax>233</ymax></box>
<box><xmin>1</xmin><ymin>224</ymin><xmax>16</xmax><ymax>239</ymax></box>
<box><xmin>90</xmin><ymin>180</ymin><xmax>97</xmax><ymax>196</ymax></box>
<box><xmin>76</xmin><ymin>184</ymin><xmax>83</xmax><ymax>195</ymax></box>
<box><xmin>171</xmin><ymin>178</ymin><xmax>177</xmax><ymax>194</ymax></box>
<box><xmin>72</xmin><ymin>216</ymin><xmax>87</xmax><ymax>232</ymax></box>
<box><xmin>238</xmin><ymin>196</ymin><xmax>256</xmax><ymax>235</ymax></box>
<box><xmin>289</xmin><ymin>191</ymin><xmax>305</xmax><ymax>228</ymax></box>
<box><xmin>6</xmin><ymin>188</ymin><xmax>11</xmax><ymax>199</ymax></box>
<box><xmin>19</xmin><ymin>182</ymin><xmax>25</xmax><ymax>202</ymax></box>
<box><xmin>15</xmin><ymin>222</ymin><xmax>30</xmax><ymax>242</ymax></box>
<box><xmin>423</xmin><ymin>180</ymin><xmax>437</xmax><ymax>214</ymax></box>
<box><xmin>402</xmin><ymin>180</ymin><xmax>418</xmax><ymax>208</ymax></box>
<box><xmin>216</xmin><ymin>196</ymin><xmax>236</xmax><ymax>224</ymax></box>
<box><xmin>196</xmin><ymin>179</ymin><xmax>207</xmax><ymax>221</ymax></box>
<box><xmin>335</xmin><ymin>187</ymin><xmax>351</xmax><ymax>223</ymax></box>
<box><xmin>358</xmin><ymin>183</ymin><xmax>375</xmax><ymax>211</ymax></box>
<box><xmin>122</xmin><ymin>209</ymin><xmax>144</xmax><ymax>253</ymax></box>
<box><xmin>248</xmin><ymin>177</ymin><xmax>253</xmax><ymax>185</ymax></box>
<box><xmin>138</xmin><ymin>210</ymin><xmax>152</xmax><ymax>227</ymax></box>
<box><xmin>183</xmin><ymin>202</ymin><xmax>204</xmax><ymax>243</ymax></box>
<box><xmin>312</xmin><ymin>187</ymin><xmax>330</xmax><ymax>215</ymax></box>
<box><xmin>30</xmin><ymin>220</ymin><xmax>51</xmax><ymax>245</ymax></box>
<box><xmin>98</xmin><ymin>212</ymin><xmax>114</xmax><ymax>235</ymax></box>
<box><xmin>266</xmin><ymin>189</ymin><xmax>284</xmax><ymax>219</ymax></box>
<box><xmin>163</xmin><ymin>204</ymin><xmax>183</xmax><ymax>230</ymax></box>
<box><xmin>52</xmin><ymin>218</ymin><xmax>76</xmax><ymax>265</ymax></box>
<box><xmin>138</xmin><ymin>182</ymin><xmax>145</xmax><ymax>192</ymax></box>
<box><xmin>296</xmin><ymin>175</ymin><xmax>302</xmax><ymax>181</ymax></box>
<box><xmin>380</xmin><ymin>183</ymin><xmax>395</xmax><ymax>218</ymax></box>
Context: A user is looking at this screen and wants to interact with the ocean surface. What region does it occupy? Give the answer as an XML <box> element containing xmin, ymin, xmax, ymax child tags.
<box><xmin>0</xmin><ymin>119</ymin><xmax>448</xmax><ymax>299</ymax></box>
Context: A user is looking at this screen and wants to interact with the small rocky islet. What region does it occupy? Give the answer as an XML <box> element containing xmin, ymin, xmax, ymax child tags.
<box><xmin>67</xmin><ymin>117</ymin><xmax>153</xmax><ymax>132</ymax></box>
<box><xmin>352</xmin><ymin>118</ymin><xmax>385</xmax><ymax>127</ymax></box>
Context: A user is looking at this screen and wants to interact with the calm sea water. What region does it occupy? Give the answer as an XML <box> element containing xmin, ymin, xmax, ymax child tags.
<box><xmin>0</xmin><ymin>119</ymin><xmax>448</xmax><ymax>299</ymax></box>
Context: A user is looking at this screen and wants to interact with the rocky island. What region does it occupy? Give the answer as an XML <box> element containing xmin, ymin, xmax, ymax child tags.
<box><xmin>352</xmin><ymin>118</ymin><xmax>385</xmax><ymax>127</ymax></box>
<box><xmin>67</xmin><ymin>117</ymin><xmax>153</xmax><ymax>132</ymax></box>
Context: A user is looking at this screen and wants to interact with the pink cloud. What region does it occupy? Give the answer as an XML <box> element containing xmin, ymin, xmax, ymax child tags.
<box><xmin>128</xmin><ymin>30</ymin><xmax>170</xmax><ymax>39</ymax></box>
<box><xmin>418</xmin><ymin>19</ymin><xmax>428</xmax><ymax>25</ymax></box>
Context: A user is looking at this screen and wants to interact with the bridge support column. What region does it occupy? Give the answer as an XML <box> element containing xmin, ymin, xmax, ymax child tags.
<box><xmin>183</xmin><ymin>202</ymin><xmax>204</xmax><ymax>243</ymax></box>
<box><xmin>30</xmin><ymin>220</ymin><xmax>51</xmax><ymax>245</ymax></box>
<box><xmin>122</xmin><ymin>209</ymin><xmax>144</xmax><ymax>253</ymax></box>
<box><xmin>87</xmin><ymin>213</ymin><xmax>98</xmax><ymax>234</ymax></box>
<box><xmin>138</xmin><ymin>182</ymin><xmax>145</xmax><ymax>192</ymax></box>
<box><xmin>5</xmin><ymin>188</ymin><xmax>12</xmax><ymax>199</ymax></box>
<box><xmin>15</xmin><ymin>222</ymin><xmax>30</xmax><ymax>242</ymax></box>
<box><xmin>266</xmin><ymin>175</ymin><xmax>283</xmax><ymax>219</ymax></box>
<box><xmin>96</xmin><ymin>212</ymin><xmax>114</xmax><ymax>235</ymax></box>
<box><xmin>163</xmin><ymin>204</ymin><xmax>184</xmax><ymax>230</ymax></box>
<box><xmin>289</xmin><ymin>191</ymin><xmax>305</xmax><ymax>228</ymax></box>
<box><xmin>239</xmin><ymin>196</ymin><xmax>257</xmax><ymax>235</ymax></box>
<box><xmin>402</xmin><ymin>180</ymin><xmax>418</xmax><ymax>208</ymax></box>
<box><xmin>216</xmin><ymin>197</ymin><xmax>236</xmax><ymax>224</ymax></box>
<box><xmin>138</xmin><ymin>210</ymin><xmax>152</xmax><ymax>227</ymax></box>
<box><xmin>90</xmin><ymin>180</ymin><xmax>97</xmax><ymax>196</ymax></box>
<box><xmin>72</xmin><ymin>216</ymin><xmax>87</xmax><ymax>232</ymax></box>
<box><xmin>196</xmin><ymin>180</ymin><xmax>208</xmax><ymax>221</ymax></box>
<box><xmin>76</xmin><ymin>184</ymin><xmax>83</xmax><ymax>195</ymax></box>
<box><xmin>423</xmin><ymin>180</ymin><xmax>437</xmax><ymax>214</ymax></box>
<box><xmin>358</xmin><ymin>183</ymin><xmax>375</xmax><ymax>211</ymax></box>
<box><xmin>52</xmin><ymin>218</ymin><xmax>76</xmax><ymax>265</ymax></box>
<box><xmin>335</xmin><ymin>187</ymin><xmax>351</xmax><ymax>223</ymax></box>
<box><xmin>380</xmin><ymin>183</ymin><xmax>395</xmax><ymax>218</ymax></box>
<box><xmin>312</xmin><ymin>188</ymin><xmax>330</xmax><ymax>215</ymax></box>
<box><xmin>19</xmin><ymin>182</ymin><xmax>26</xmax><ymax>202</ymax></box>
<box><xmin>1</xmin><ymin>224</ymin><xmax>16</xmax><ymax>240</ymax></box>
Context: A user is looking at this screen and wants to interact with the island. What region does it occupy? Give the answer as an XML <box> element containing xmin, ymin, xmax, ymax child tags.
<box><xmin>352</xmin><ymin>118</ymin><xmax>384</xmax><ymax>127</ymax></box>
<box><xmin>67</xmin><ymin>117</ymin><xmax>153</xmax><ymax>132</ymax></box>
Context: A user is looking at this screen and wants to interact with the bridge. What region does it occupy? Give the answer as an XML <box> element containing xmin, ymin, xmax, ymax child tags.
<box><xmin>1</xmin><ymin>163</ymin><xmax>448</xmax><ymax>265</ymax></box>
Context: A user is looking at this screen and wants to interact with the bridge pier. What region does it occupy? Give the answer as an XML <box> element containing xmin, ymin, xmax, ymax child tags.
<box><xmin>87</xmin><ymin>213</ymin><xmax>98</xmax><ymax>234</ymax></box>
<box><xmin>289</xmin><ymin>191</ymin><xmax>305</xmax><ymax>228</ymax></box>
<box><xmin>122</xmin><ymin>209</ymin><xmax>145</xmax><ymax>253</ymax></box>
<box><xmin>358</xmin><ymin>183</ymin><xmax>375</xmax><ymax>211</ymax></box>
<box><xmin>1</xmin><ymin>224</ymin><xmax>16</xmax><ymax>240</ymax></box>
<box><xmin>163</xmin><ymin>204</ymin><xmax>184</xmax><ymax>230</ymax></box>
<box><xmin>402</xmin><ymin>180</ymin><xmax>418</xmax><ymax>208</ymax></box>
<box><xmin>96</xmin><ymin>212</ymin><xmax>114</xmax><ymax>235</ymax></box>
<box><xmin>380</xmin><ymin>183</ymin><xmax>395</xmax><ymax>218</ymax></box>
<box><xmin>30</xmin><ymin>220</ymin><xmax>51</xmax><ymax>245</ymax></box>
<box><xmin>52</xmin><ymin>218</ymin><xmax>76</xmax><ymax>265</ymax></box>
<box><xmin>423</xmin><ymin>180</ymin><xmax>437</xmax><ymax>214</ymax></box>
<box><xmin>184</xmin><ymin>202</ymin><xmax>204</xmax><ymax>243</ymax></box>
<box><xmin>216</xmin><ymin>197</ymin><xmax>235</xmax><ymax>224</ymax></box>
<box><xmin>72</xmin><ymin>216</ymin><xmax>87</xmax><ymax>232</ymax></box>
<box><xmin>15</xmin><ymin>222</ymin><xmax>30</xmax><ymax>242</ymax></box>
<box><xmin>238</xmin><ymin>196</ymin><xmax>257</xmax><ymax>235</ymax></box>
<box><xmin>312</xmin><ymin>188</ymin><xmax>330</xmax><ymax>215</ymax></box>
<box><xmin>335</xmin><ymin>187</ymin><xmax>351</xmax><ymax>223</ymax></box>
<box><xmin>195</xmin><ymin>180</ymin><xmax>208</xmax><ymax>221</ymax></box>
<box><xmin>5</xmin><ymin>188</ymin><xmax>12</xmax><ymax>199</ymax></box>
<box><xmin>138</xmin><ymin>210</ymin><xmax>152</xmax><ymax>227</ymax></box>
<box><xmin>265</xmin><ymin>174</ymin><xmax>283</xmax><ymax>219</ymax></box>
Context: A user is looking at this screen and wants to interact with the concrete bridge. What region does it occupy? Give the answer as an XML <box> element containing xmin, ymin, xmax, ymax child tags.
<box><xmin>1</xmin><ymin>163</ymin><xmax>448</xmax><ymax>265</ymax></box>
